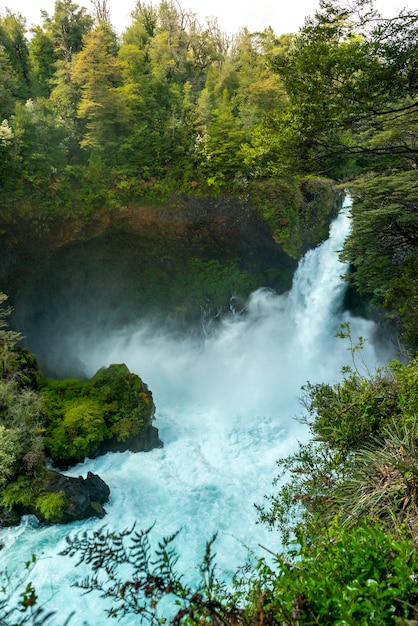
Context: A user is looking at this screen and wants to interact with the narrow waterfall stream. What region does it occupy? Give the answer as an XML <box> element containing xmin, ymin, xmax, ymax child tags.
<box><xmin>0</xmin><ymin>200</ymin><xmax>393</xmax><ymax>623</ymax></box>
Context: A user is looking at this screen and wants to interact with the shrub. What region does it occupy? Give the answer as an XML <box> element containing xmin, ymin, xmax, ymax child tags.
<box><xmin>245</xmin><ymin>520</ymin><xmax>418</xmax><ymax>625</ymax></box>
<box><xmin>2</xmin><ymin>476</ymin><xmax>37</xmax><ymax>509</ymax></box>
<box><xmin>0</xmin><ymin>426</ymin><xmax>21</xmax><ymax>487</ymax></box>
<box><xmin>35</xmin><ymin>491</ymin><xmax>67</xmax><ymax>523</ymax></box>
<box><xmin>45</xmin><ymin>399</ymin><xmax>109</xmax><ymax>462</ymax></box>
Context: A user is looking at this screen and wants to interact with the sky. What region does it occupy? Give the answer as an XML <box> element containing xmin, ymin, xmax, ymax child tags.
<box><xmin>2</xmin><ymin>0</ymin><xmax>417</xmax><ymax>36</ymax></box>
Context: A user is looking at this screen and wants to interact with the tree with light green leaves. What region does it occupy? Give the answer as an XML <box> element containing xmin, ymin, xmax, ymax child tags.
<box><xmin>269</xmin><ymin>0</ymin><xmax>418</xmax><ymax>176</ymax></box>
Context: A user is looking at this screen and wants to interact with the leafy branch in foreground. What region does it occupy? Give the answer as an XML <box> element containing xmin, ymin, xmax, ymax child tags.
<box><xmin>61</xmin><ymin>525</ymin><xmax>240</xmax><ymax>625</ymax></box>
<box><xmin>0</xmin><ymin>554</ymin><xmax>73</xmax><ymax>626</ymax></box>
<box><xmin>245</xmin><ymin>519</ymin><xmax>418</xmax><ymax>626</ymax></box>
<box><xmin>60</xmin><ymin>516</ymin><xmax>418</xmax><ymax>625</ymax></box>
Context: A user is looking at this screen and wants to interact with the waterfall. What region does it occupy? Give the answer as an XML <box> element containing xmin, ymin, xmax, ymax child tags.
<box><xmin>0</xmin><ymin>201</ymin><xmax>392</xmax><ymax>623</ymax></box>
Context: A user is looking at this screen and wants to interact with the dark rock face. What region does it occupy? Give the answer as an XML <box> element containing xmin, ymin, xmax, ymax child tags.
<box><xmin>98</xmin><ymin>424</ymin><xmax>163</xmax><ymax>455</ymax></box>
<box><xmin>0</xmin><ymin>471</ymin><xmax>111</xmax><ymax>527</ymax></box>
<box><xmin>0</xmin><ymin>197</ymin><xmax>297</xmax><ymax>377</ymax></box>
<box><xmin>37</xmin><ymin>470</ymin><xmax>110</xmax><ymax>525</ymax></box>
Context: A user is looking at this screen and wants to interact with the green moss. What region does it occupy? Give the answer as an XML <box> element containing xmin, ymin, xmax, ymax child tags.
<box><xmin>35</xmin><ymin>490</ymin><xmax>66</xmax><ymax>523</ymax></box>
<box><xmin>109</xmin><ymin>416</ymin><xmax>144</xmax><ymax>442</ymax></box>
<box><xmin>249</xmin><ymin>176</ymin><xmax>338</xmax><ymax>257</ymax></box>
<box><xmin>45</xmin><ymin>398</ymin><xmax>109</xmax><ymax>461</ymax></box>
<box><xmin>2</xmin><ymin>476</ymin><xmax>37</xmax><ymax>509</ymax></box>
<box><xmin>299</xmin><ymin>177</ymin><xmax>340</xmax><ymax>250</ymax></box>
<box><xmin>249</xmin><ymin>177</ymin><xmax>302</xmax><ymax>257</ymax></box>
<box><xmin>90</xmin><ymin>363</ymin><xmax>153</xmax><ymax>425</ymax></box>
<box><xmin>42</xmin><ymin>363</ymin><xmax>154</xmax><ymax>464</ymax></box>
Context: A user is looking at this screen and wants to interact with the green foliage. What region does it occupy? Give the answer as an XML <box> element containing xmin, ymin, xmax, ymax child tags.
<box><xmin>386</xmin><ymin>255</ymin><xmax>418</xmax><ymax>355</ymax></box>
<box><xmin>72</xmin><ymin>25</ymin><xmax>125</xmax><ymax>158</ymax></box>
<box><xmin>246</xmin><ymin>520</ymin><xmax>418</xmax><ymax>625</ymax></box>
<box><xmin>334</xmin><ymin>421</ymin><xmax>418</xmax><ymax>529</ymax></box>
<box><xmin>2</xmin><ymin>476</ymin><xmax>36</xmax><ymax>509</ymax></box>
<box><xmin>0</xmin><ymin>293</ymin><xmax>46</xmax><ymax>496</ymax></box>
<box><xmin>257</xmin><ymin>334</ymin><xmax>418</xmax><ymax>547</ymax></box>
<box><xmin>0</xmin><ymin>425</ymin><xmax>21</xmax><ymax>487</ymax></box>
<box><xmin>29</xmin><ymin>26</ymin><xmax>56</xmax><ymax>98</ymax></box>
<box><xmin>35</xmin><ymin>491</ymin><xmax>66</xmax><ymax>523</ymax></box>
<box><xmin>341</xmin><ymin>172</ymin><xmax>418</xmax><ymax>306</ymax></box>
<box><xmin>0</xmin><ymin>11</ymin><xmax>31</xmax><ymax>103</ymax></box>
<box><xmin>43</xmin><ymin>363</ymin><xmax>154</xmax><ymax>462</ymax></box>
<box><xmin>0</xmin><ymin>293</ymin><xmax>22</xmax><ymax>353</ymax></box>
<box><xmin>41</xmin><ymin>0</ymin><xmax>93</xmax><ymax>63</ymax></box>
<box><xmin>270</xmin><ymin>1</ymin><xmax>418</xmax><ymax>175</ymax></box>
<box><xmin>0</xmin><ymin>98</ymin><xmax>71</xmax><ymax>220</ymax></box>
<box><xmin>60</xmin><ymin>517</ymin><xmax>418</xmax><ymax>625</ymax></box>
<box><xmin>45</xmin><ymin>398</ymin><xmax>108</xmax><ymax>461</ymax></box>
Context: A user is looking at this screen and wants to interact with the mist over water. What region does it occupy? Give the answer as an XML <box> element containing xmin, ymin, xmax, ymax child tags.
<box><xmin>0</xmin><ymin>202</ymin><xmax>395</xmax><ymax>623</ymax></box>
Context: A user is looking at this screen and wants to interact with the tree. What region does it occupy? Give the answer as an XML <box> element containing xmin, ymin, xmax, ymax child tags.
<box><xmin>0</xmin><ymin>11</ymin><xmax>31</xmax><ymax>102</ymax></box>
<box><xmin>196</xmin><ymin>88</ymin><xmax>246</xmax><ymax>185</ymax></box>
<box><xmin>91</xmin><ymin>0</ymin><xmax>111</xmax><ymax>27</ymax></box>
<box><xmin>0</xmin><ymin>293</ymin><xmax>22</xmax><ymax>357</ymax></box>
<box><xmin>0</xmin><ymin>44</ymin><xmax>19</xmax><ymax>119</ymax></box>
<box><xmin>71</xmin><ymin>25</ymin><xmax>126</xmax><ymax>161</ymax></box>
<box><xmin>41</xmin><ymin>0</ymin><xmax>93</xmax><ymax>63</ymax></box>
<box><xmin>116</xmin><ymin>42</ymin><xmax>166</xmax><ymax>179</ymax></box>
<box><xmin>10</xmin><ymin>97</ymin><xmax>70</xmax><ymax>200</ymax></box>
<box><xmin>341</xmin><ymin>171</ymin><xmax>418</xmax><ymax>308</ymax></box>
<box><xmin>0</xmin><ymin>293</ymin><xmax>46</xmax><ymax>514</ymax></box>
<box><xmin>267</xmin><ymin>1</ymin><xmax>418</xmax><ymax>349</ymax></box>
<box><xmin>29</xmin><ymin>26</ymin><xmax>57</xmax><ymax>98</ymax></box>
<box><xmin>269</xmin><ymin>0</ymin><xmax>418</xmax><ymax>176</ymax></box>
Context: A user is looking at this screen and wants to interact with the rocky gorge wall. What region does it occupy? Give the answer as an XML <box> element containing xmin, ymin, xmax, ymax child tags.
<box><xmin>0</xmin><ymin>190</ymin><xmax>337</xmax><ymax>377</ymax></box>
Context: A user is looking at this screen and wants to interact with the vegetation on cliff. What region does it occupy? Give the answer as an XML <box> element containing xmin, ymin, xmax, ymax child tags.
<box><xmin>0</xmin><ymin>293</ymin><xmax>157</xmax><ymax>525</ymax></box>
<box><xmin>0</xmin><ymin>0</ymin><xmax>337</xmax><ymax>264</ymax></box>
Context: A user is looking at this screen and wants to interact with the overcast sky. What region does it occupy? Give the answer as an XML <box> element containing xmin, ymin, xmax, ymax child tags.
<box><xmin>2</xmin><ymin>0</ymin><xmax>416</xmax><ymax>36</ymax></box>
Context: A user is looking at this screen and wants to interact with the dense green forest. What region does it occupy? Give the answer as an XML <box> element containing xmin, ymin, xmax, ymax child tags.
<box><xmin>1</xmin><ymin>0</ymin><xmax>418</xmax><ymax>623</ymax></box>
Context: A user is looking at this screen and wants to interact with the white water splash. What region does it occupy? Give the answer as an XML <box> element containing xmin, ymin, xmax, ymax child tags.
<box><xmin>0</xmin><ymin>201</ymin><xmax>393</xmax><ymax>623</ymax></box>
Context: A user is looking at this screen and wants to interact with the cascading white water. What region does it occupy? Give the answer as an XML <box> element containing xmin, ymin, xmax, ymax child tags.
<box><xmin>0</xmin><ymin>200</ymin><xmax>393</xmax><ymax>623</ymax></box>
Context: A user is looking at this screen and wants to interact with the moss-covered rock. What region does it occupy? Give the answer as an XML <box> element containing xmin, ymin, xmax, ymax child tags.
<box><xmin>1</xmin><ymin>295</ymin><xmax>160</xmax><ymax>525</ymax></box>
<box><xmin>299</xmin><ymin>177</ymin><xmax>343</xmax><ymax>253</ymax></box>
<box><xmin>0</xmin><ymin>469</ymin><xmax>110</xmax><ymax>525</ymax></box>
<box><xmin>43</xmin><ymin>363</ymin><xmax>161</xmax><ymax>469</ymax></box>
<box><xmin>0</xmin><ymin>345</ymin><xmax>161</xmax><ymax>525</ymax></box>
<box><xmin>249</xmin><ymin>176</ymin><xmax>340</xmax><ymax>257</ymax></box>
<box><xmin>36</xmin><ymin>470</ymin><xmax>110</xmax><ymax>524</ymax></box>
